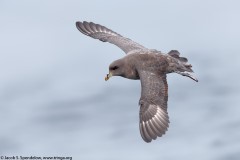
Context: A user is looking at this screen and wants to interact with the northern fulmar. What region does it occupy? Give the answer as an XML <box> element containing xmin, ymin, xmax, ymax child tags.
<box><xmin>76</xmin><ymin>21</ymin><xmax>198</xmax><ymax>143</ymax></box>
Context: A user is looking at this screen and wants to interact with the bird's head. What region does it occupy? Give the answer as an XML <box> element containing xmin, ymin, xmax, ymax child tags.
<box><xmin>105</xmin><ymin>59</ymin><xmax>125</xmax><ymax>81</ymax></box>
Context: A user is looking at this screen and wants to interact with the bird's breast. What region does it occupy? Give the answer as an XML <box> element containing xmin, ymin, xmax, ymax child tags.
<box><xmin>123</xmin><ymin>67</ymin><xmax>140</xmax><ymax>80</ymax></box>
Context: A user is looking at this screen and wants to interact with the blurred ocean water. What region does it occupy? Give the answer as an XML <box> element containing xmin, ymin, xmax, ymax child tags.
<box><xmin>0</xmin><ymin>0</ymin><xmax>240</xmax><ymax>160</ymax></box>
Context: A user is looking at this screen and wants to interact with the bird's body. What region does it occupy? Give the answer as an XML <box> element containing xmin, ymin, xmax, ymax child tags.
<box><xmin>76</xmin><ymin>21</ymin><xmax>198</xmax><ymax>143</ymax></box>
<box><xmin>111</xmin><ymin>53</ymin><xmax>166</xmax><ymax>80</ymax></box>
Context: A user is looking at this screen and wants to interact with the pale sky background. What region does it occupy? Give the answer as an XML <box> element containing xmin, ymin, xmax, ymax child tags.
<box><xmin>0</xmin><ymin>0</ymin><xmax>240</xmax><ymax>160</ymax></box>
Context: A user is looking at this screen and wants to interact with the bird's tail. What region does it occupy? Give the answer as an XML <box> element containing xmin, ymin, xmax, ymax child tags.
<box><xmin>167</xmin><ymin>50</ymin><xmax>198</xmax><ymax>82</ymax></box>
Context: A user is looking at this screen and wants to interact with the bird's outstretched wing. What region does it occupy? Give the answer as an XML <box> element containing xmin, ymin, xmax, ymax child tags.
<box><xmin>138</xmin><ymin>71</ymin><xmax>169</xmax><ymax>143</ymax></box>
<box><xmin>76</xmin><ymin>21</ymin><xmax>148</xmax><ymax>54</ymax></box>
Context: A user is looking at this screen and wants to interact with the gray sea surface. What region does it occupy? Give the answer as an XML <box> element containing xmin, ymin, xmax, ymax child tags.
<box><xmin>0</xmin><ymin>0</ymin><xmax>240</xmax><ymax>159</ymax></box>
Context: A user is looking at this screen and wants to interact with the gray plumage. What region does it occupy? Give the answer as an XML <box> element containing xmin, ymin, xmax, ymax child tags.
<box><xmin>76</xmin><ymin>21</ymin><xmax>148</xmax><ymax>54</ymax></box>
<box><xmin>76</xmin><ymin>21</ymin><xmax>198</xmax><ymax>143</ymax></box>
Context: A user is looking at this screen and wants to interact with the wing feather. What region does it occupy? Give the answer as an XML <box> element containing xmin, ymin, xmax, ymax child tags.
<box><xmin>139</xmin><ymin>71</ymin><xmax>169</xmax><ymax>143</ymax></box>
<box><xmin>89</xmin><ymin>22</ymin><xmax>97</xmax><ymax>32</ymax></box>
<box><xmin>76</xmin><ymin>21</ymin><xmax>148</xmax><ymax>54</ymax></box>
<box><xmin>77</xmin><ymin>22</ymin><xmax>90</xmax><ymax>35</ymax></box>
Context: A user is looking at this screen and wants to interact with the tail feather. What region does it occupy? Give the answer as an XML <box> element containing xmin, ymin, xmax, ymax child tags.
<box><xmin>168</xmin><ymin>50</ymin><xmax>187</xmax><ymax>62</ymax></box>
<box><xmin>167</xmin><ymin>50</ymin><xmax>198</xmax><ymax>82</ymax></box>
<box><xmin>168</xmin><ymin>50</ymin><xmax>193</xmax><ymax>73</ymax></box>
<box><xmin>179</xmin><ymin>57</ymin><xmax>188</xmax><ymax>63</ymax></box>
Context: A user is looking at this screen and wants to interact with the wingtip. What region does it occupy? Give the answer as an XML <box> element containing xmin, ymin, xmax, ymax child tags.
<box><xmin>189</xmin><ymin>74</ymin><xmax>199</xmax><ymax>82</ymax></box>
<box><xmin>75</xmin><ymin>21</ymin><xmax>82</xmax><ymax>30</ymax></box>
<box><xmin>144</xmin><ymin>139</ymin><xmax>152</xmax><ymax>143</ymax></box>
<box><xmin>75</xmin><ymin>21</ymin><xmax>92</xmax><ymax>35</ymax></box>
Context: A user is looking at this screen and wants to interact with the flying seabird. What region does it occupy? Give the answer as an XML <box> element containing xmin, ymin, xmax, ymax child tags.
<box><xmin>76</xmin><ymin>21</ymin><xmax>198</xmax><ymax>143</ymax></box>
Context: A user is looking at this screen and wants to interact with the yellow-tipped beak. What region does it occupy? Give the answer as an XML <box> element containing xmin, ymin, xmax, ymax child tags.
<box><xmin>105</xmin><ymin>72</ymin><xmax>112</xmax><ymax>81</ymax></box>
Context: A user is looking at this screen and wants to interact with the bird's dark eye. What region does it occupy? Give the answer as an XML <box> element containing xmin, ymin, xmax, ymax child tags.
<box><xmin>111</xmin><ymin>66</ymin><xmax>119</xmax><ymax>70</ymax></box>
